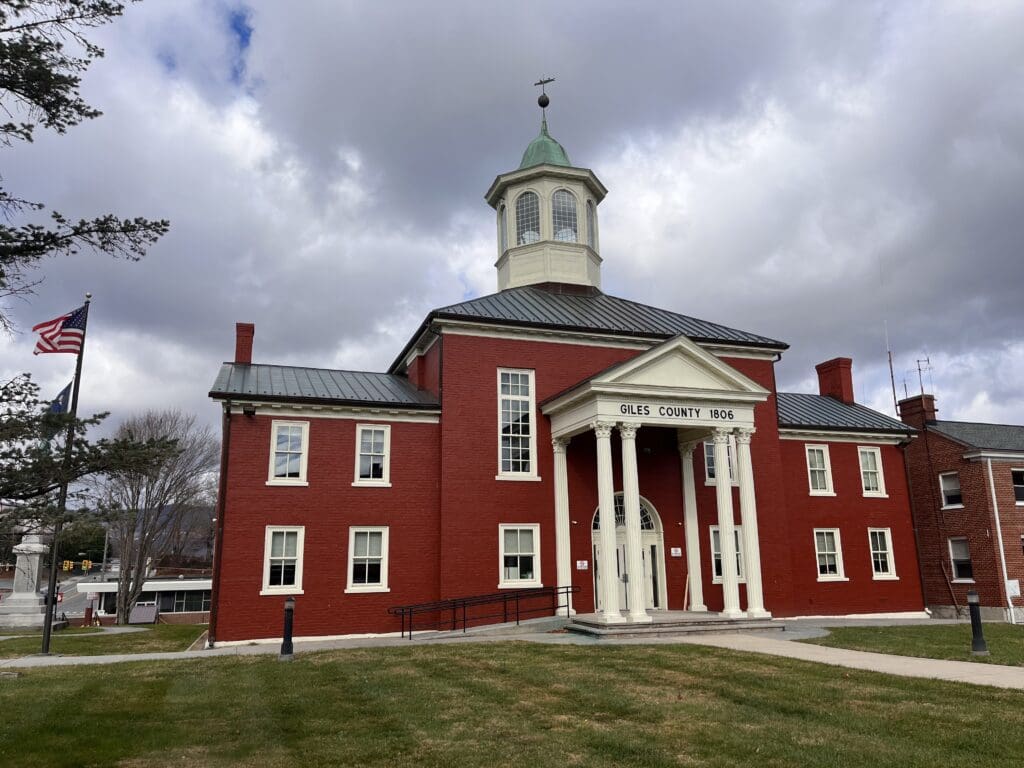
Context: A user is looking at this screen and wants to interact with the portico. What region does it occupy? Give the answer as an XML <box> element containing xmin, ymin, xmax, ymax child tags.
<box><xmin>542</xmin><ymin>335</ymin><xmax>772</xmax><ymax>623</ymax></box>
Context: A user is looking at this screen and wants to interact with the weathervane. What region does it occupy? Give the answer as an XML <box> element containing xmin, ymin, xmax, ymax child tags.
<box><xmin>534</xmin><ymin>76</ymin><xmax>555</xmax><ymax>116</ymax></box>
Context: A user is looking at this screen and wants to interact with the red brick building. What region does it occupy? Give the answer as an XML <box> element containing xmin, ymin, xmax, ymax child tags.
<box><xmin>899</xmin><ymin>394</ymin><xmax>1024</xmax><ymax>622</ymax></box>
<box><xmin>206</xmin><ymin>113</ymin><xmax>926</xmax><ymax>644</ymax></box>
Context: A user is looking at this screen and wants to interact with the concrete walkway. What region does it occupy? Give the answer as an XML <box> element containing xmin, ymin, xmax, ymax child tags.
<box><xmin>2</xmin><ymin>620</ymin><xmax>1023</xmax><ymax>691</ymax></box>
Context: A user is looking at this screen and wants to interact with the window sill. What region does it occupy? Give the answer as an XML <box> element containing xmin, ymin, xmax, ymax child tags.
<box><xmin>351</xmin><ymin>481</ymin><xmax>392</xmax><ymax>488</ymax></box>
<box><xmin>872</xmin><ymin>574</ymin><xmax>900</xmax><ymax>581</ymax></box>
<box><xmin>809</xmin><ymin>491</ymin><xmax>837</xmax><ymax>497</ymax></box>
<box><xmin>711</xmin><ymin>578</ymin><xmax>747</xmax><ymax>585</ymax></box>
<box><xmin>495</xmin><ymin>474</ymin><xmax>543</xmax><ymax>482</ymax></box>
<box><xmin>498</xmin><ymin>582</ymin><xmax>543</xmax><ymax>589</ymax></box>
<box><xmin>344</xmin><ymin>586</ymin><xmax>390</xmax><ymax>594</ymax></box>
<box><xmin>952</xmin><ymin>578</ymin><xmax>976</xmax><ymax>584</ymax></box>
<box><xmin>704</xmin><ymin>481</ymin><xmax>739</xmax><ymax>488</ymax></box>
<box><xmin>260</xmin><ymin>588</ymin><xmax>305</xmax><ymax>596</ymax></box>
<box><xmin>941</xmin><ymin>504</ymin><xmax>965</xmax><ymax>511</ymax></box>
<box><xmin>816</xmin><ymin>576</ymin><xmax>849</xmax><ymax>583</ymax></box>
<box><xmin>265</xmin><ymin>480</ymin><xmax>309</xmax><ymax>487</ymax></box>
<box><xmin>862</xmin><ymin>492</ymin><xmax>889</xmax><ymax>499</ymax></box>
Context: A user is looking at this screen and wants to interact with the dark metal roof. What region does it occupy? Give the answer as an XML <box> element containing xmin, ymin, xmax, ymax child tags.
<box><xmin>929</xmin><ymin>420</ymin><xmax>1024</xmax><ymax>452</ymax></box>
<box><xmin>777</xmin><ymin>392</ymin><xmax>914</xmax><ymax>434</ymax></box>
<box><xmin>209</xmin><ymin>363</ymin><xmax>439</xmax><ymax>408</ymax></box>
<box><xmin>434</xmin><ymin>286</ymin><xmax>787</xmax><ymax>347</ymax></box>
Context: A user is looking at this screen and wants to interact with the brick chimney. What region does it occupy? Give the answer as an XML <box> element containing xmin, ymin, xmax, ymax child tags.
<box><xmin>235</xmin><ymin>322</ymin><xmax>254</xmax><ymax>365</ymax></box>
<box><xmin>898</xmin><ymin>394</ymin><xmax>937</xmax><ymax>428</ymax></box>
<box><xmin>815</xmin><ymin>357</ymin><xmax>855</xmax><ymax>404</ymax></box>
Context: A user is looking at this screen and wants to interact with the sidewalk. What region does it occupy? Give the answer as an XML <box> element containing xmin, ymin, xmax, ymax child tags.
<box><xmin>2</xmin><ymin>621</ymin><xmax>1023</xmax><ymax>690</ymax></box>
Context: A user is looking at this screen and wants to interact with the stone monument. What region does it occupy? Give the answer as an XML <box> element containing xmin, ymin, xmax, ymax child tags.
<box><xmin>0</xmin><ymin>533</ymin><xmax>50</xmax><ymax>628</ymax></box>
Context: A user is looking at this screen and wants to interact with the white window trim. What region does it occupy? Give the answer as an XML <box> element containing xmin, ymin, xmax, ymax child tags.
<box><xmin>813</xmin><ymin>528</ymin><xmax>848</xmax><ymax>582</ymax></box>
<box><xmin>352</xmin><ymin>424</ymin><xmax>392</xmax><ymax>487</ymax></box>
<box><xmin>498</xmin><ymin>523</ymin><xmax>542</xmax><ymax>589</ymax></box>
<box><xmin>939</xmin><ymin>471</ymin><xmax>964</xmax><ymax>510</ymax></box>
<box><xmin>266</xmin><ymin>420</ymin><xmax>310</xmax><ymax>487</ymax></box>
<box><xmin>260</xmin><ymin>526</ymin><xmax>305</xmax><ymax>596</ymax></box>
<box><xmin>948</xmin><ymin>537</ymin><xmax>975</xmax><ymax>583</ymax></box>
<box><xmin>345</xmin><ymin>526</ymin><xmax>390</xmax><ymax>593</ymax></box>
<box><xmin>806</xmin><ymin>444</ymin><xmax>836</xmax><ymax>496</ymax></box>
<box><xmin>702</xmin><ymin>439</ymin><xmax>738</xmax><ymax>487</ymax></box>
<box><xmin>868</xmin><ymin>527</ymin><xmax>899</xmax><ymax>581</ymax></box>
<box><xmin>858</xmin><ymin>446</ymin><xmax>888</xmax><ymax>498</ymax></box>
<box><xmin>709</xmin><ymin>525</ymin><xmax>746</xmax><ymax>584</ymax></box>
<box><xmin>1012</xmin><ymin>468</ymin><xmax>1024</xmax><ymax>507</ymax></box>
<box><xmin>496</xmin><ymin>368</ymin><xmax>540</xmax><ymax>481</ymax></box>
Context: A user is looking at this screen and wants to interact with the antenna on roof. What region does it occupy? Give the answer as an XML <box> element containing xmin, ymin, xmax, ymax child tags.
<box><xmin>902</xmin><ymin>378</ymin><xmax>909</xmax><ymax>399</ymax></box>
<box><xmin>534</xmin><ymin>76</ymin><xmax>555</xmax><ymax>119</ymax></box>
<box><xmin>884</xmin><ymin>321</ymin><xmax>898</xmax><ymax>416</ymax></box>
<box><xmin>915</xmin><ymin>356</ymin><xmax>932</xmax><ymax>396</ymax></box>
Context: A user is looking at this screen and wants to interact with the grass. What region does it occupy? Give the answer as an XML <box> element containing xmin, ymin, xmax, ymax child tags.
<box><xmin>0</xmin><ymin>624</ymin><xmax>205</xmax><ymax>658</ymax></box>
<box><xmin>2</xmin><ymin>642</ymin><xmax>1024</xmax><ymax>767</ymax></box>
<box><xmin>802</xmin><ymin>623</ymin><xmax>1024</xmax><ymax>666</ymax></box>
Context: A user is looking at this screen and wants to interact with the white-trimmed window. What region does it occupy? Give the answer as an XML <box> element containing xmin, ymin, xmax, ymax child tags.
<box><xmin>806</xmin><ymin>445</ymin><xmax>835</xmax><ymax>495</ymax></box>
<box><xmin>703</xmin><ymin>439</ymin><xmax>737</xmax><ymax>486</ymax></box>
<box><xmin>497</xmin><ymin>369</ymin><xmax>538</xmax><ymax>479</ymax></box>
<box><xmin>1012</xmin><ymin>469</ymin><xmax>1024</xmax><ymax>505</ymax></box>
<box><xmin>262</xmin><ymin>526</ymin><xmax>304</xmax><ymax>595</ymax></box>
<box><xmin>710</xmin><ymin>526</ymin><xmax>745</xmax><ymax>583</ymax></box>
<box><xmin>939</xmin><ymin>472</ymin><xmax>963</xmax><ymax>508</ymax></box>
<box><xmin>868</xmin><ymin>528</ymin><xmax>897</xmax><ymax>580</ymax></box>
<box><xmin>346</xmin><ymin>527</ymin><xmax>389</xmax><ymax>593</ymax></box>
<box><xmin>267</xmin><ymin>421</ymin><xmax>309</xmax><ymax>485</ymax></box>
<box><xmin>552</xmin><ymin>189</ymin><xmax>578</xmax><ymax>242</ymax></box>
<box><xmin>949</xmin><ymin>537</ymin><xmax>973</xmax><ymax>581</ymax></box>
<box><xmin>813</xmin><ymin>529</ymin><xmax>846</xmax><ymax>581</ymax></box>
<box><xmin>858</xmin><ymin>447</ymin><xmax>887</xmax><ymax>497</ymax></box>
<box><xmin>499</xmin><ymin>524</ymin><xmax>540</xmax><ymax>587</ymax></box>
<box><xmin>516</xmin><ymin>191</ymin><xmax>540</xmax><ymax>245</ymax></box>
<box><xmin>353</xmin><ymin>424</ymin><xmax>391</xmax><ymax>486</ymax></box>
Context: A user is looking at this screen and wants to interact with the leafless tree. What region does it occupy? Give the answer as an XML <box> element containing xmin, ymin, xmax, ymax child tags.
<box><xmin>94</xmin><ymin>409</ymin><xmax>218</xmax><ymax>623</ymax></box>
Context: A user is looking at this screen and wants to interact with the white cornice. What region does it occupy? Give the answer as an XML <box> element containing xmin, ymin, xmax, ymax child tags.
<box><xmin>435</xmin><ymin>319</ymin><xmax>655</xmax><ymax>350</ymax></box>
<box><xmin>226</xmin><ymin>402</ymin><xmax>440</xmax><ymax>424</ymax></box>
<box><xmin>778</xmin><ymin>428</ymin><xmax>911</xmax><ymax>445</ymax></box>
<box><xmin>962</xmin><ymin>450</ymin><xmax>1024</xmax><ymax>462</ymax></box>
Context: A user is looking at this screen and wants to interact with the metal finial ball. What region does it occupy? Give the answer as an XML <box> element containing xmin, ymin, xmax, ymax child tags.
<box><xmin>538</xmin><ymin>93</ymin><xmax>549</xmax><ymax>109</ymax></box>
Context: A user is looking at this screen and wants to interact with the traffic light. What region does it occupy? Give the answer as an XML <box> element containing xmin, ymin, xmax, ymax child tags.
<box><xmin>81</xmin><ymin>559</ymin><xmax>92</xmax><ymax>572</ymax></box>
<box><xmin>62</xmin><ymin>559</ymin><xmax>73</xmax><ymax>571</ymax></box>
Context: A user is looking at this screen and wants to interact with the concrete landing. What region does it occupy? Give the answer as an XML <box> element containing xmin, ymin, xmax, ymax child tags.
<box><xmin>567</xmin><ymin>611</ymin><xmax>774</xmax><ymax>639</ymax></box>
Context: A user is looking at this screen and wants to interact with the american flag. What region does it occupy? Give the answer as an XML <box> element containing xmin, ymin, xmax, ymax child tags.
<box><xmin>32</xmin><ymin>304</ymin><xmax>89</xmax><ymax>355</ymax></box>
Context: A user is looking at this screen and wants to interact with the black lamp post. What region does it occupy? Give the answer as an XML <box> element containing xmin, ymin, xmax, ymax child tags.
<box><xmin>967</xmin><ymin>590</ymin><xmax>989</xmax><ymax>656</ymax></box>
<box><xmin>280</xmin><ymin>596</ymin><xmax>295</xmax><ymax>661</ymax></box>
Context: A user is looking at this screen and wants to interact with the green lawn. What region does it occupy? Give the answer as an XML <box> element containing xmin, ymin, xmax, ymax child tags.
<box><xmin>2</xmin><ymin>642</ymin><xmax>1023</xmax><ymax>767</ymax></box>
<box><xmin>0</xmin><ymin>624</ymin><xmax>205</xmax><ymax>658</ymax></box>
<box><xmin>802</xmin><ymin>623</ymin><xmax>1024</xmax><ymax>666</ymax></box>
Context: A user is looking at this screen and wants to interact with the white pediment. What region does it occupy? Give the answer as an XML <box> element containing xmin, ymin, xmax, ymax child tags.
<box><xmin>593</xmin><ymin>335</ymin><xmax>767</xmax><ymax>395</ymax></box>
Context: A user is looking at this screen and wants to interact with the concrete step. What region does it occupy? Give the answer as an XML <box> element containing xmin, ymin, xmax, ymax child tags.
<box><xmin>566</xmin><ymin>617</ymin><xmax>775</xmax><ymax>639</ymax></box>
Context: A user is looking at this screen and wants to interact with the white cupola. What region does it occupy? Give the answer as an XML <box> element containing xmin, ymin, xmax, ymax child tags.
<box><xmin>484</xmin><ymin>91</ymin><xmax>607</xmax><ymax>292</ymax></box>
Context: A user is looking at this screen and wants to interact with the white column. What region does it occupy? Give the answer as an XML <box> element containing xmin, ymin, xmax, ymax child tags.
<box><xmin>713</xmin><ymin>428</ymin><xmax>744</xmax><ymax>618</ymax></box>
<box><xmin>593</xmin><ymin>420</ymin><xmax>625</xmax><ymax>623</ymax></box>
<box><xmin>552</xmin><ymin>436</ymin><xmax>574</xmax><ymax>615</ymax></box>
<box><xmin>678</xmin><ymin>437</ymin><xmax>707</xmax><ymax>612</ymax></box>
<box><xmin>735</xmin><ymin>428</ymin><xmax>769</xmax><ymax>618</ymax></box>
<box><xmin>619</xmin><ymin>424</ymin><xmax>651</xmax><ymax>623</ymax></box>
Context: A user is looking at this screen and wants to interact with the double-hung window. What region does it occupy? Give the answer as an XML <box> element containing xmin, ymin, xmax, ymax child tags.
<box><xmin>710</xmin><ymin>526</ymin><xmax>745</xmax><ymax>583</ymax></box>
<box><xmin>813</xmin><ymin>529</ymin><xmax>846</xmax><ymax>581</ymax></box>
<box><xmin>806</xmin><ymin>445</ymin><xmax>835</xmax><ymax>495</ymax></box>
<box><xmin>868</xmin><ymin>528</ymin><xmax>897</xmax><ymax>580</ymax></box>
<box><xmin>498</xmin><ymin>369</ymin><xmax>538</xmax><ymax>479</ymax></box>
<box><xmin>499</xmin><ymin>524</ymin><xmax>540</xmax><ymax>587</ymax></box>
<box><xmin>939</xmin><ymin>472</ymin><xmax>963</xmax><ymax>508</ymax></box>
<box><xmin>1012</xmin><ymin>469</ymin><xmax>1024</xmax><ymax>505</ymax></box>
<box><xmin>268</xmin><ymin>421</ymin><xmax>309</xmax><ymax>485</ymax></box>
<box><xmin>353</xmin><ymin>424</ymin><xmax>391</xmax><ymax>486</ymax></box>
<box><xmin>949</xmin><ymin>537</ymin><xmax>973</xmax><ymax>581</ymax></box>
<box><xmin>858</xmin><ymin>447</ymin><xmax>887</xmax><ymax>497</ymax></box>
<box><xmin>262</xmin><ymin>526</ymin><xmax>304</xmax><ymax>595</ymax></box>
<box><xmin>346</xmin><ymin>527</ymin><xmax>389</xmax><ymax>592</ymax></box>
<box><xmin>703</xmin><ymin>439</ymin><xmax>737</xmax><ymax>486</ymax></box>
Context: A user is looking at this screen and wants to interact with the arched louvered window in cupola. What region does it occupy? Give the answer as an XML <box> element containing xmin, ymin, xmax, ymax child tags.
<box><xmin>552</xmin><ymin>189</ymin><xmax>578</xmax><ymax>243</ymax></box>
<box><xmin>516</xmin><ymin>192</ymin><xmax>540</xmax><ymax>245</ymax></box>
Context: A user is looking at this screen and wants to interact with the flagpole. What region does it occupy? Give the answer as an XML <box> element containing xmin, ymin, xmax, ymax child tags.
<box><xmin>41</xmin><ymin>292</ymin><xmax>91</xmax><ymax>654</ymax></box>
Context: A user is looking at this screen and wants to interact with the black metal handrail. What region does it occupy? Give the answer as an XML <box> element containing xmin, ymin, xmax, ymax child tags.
<box><xmin>388</xmin><ymin>585</ymin><xmax>580</xmax><ymax>639</ymax></box>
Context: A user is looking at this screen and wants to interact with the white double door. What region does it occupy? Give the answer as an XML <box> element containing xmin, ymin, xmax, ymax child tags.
<box><xmin>593</xmin><ymin>534</ymin><xmax>663</xmax><ymax>612</ymax></box>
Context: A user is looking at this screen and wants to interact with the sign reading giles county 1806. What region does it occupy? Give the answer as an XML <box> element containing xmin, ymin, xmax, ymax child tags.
<box><xmin>617</xmin><ymin>403</ymin><xmax>737</xmax><ymax>421</ymax></box>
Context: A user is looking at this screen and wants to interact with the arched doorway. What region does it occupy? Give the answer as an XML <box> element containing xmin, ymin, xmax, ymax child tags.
<box><xmin>592</xmin><ymin>494</ymin><xmax>667</xmax><ymax>612</ymax></box>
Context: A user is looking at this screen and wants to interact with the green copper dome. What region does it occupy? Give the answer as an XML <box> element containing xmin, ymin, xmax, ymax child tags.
<box><xmin>519</xmin><ymin>118</ymin><xmax>571</xmax><ymax>169</ymax></box>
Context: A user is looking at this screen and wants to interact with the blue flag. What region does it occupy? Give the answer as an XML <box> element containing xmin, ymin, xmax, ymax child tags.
<box><xmin>49</xmin><ymin>380</ymin><xmax>72</xmax><ymax>414</ymax></box>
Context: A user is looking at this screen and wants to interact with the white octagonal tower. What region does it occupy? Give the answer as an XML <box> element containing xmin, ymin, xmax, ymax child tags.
<box><xmin>484</xmin><ymin>111</ymin><xmax>608</xmax><ymax>292</ymax></box>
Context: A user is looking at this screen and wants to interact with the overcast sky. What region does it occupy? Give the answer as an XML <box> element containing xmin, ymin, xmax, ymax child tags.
<box><xmin>3</xmin><ymin>0</ymin><xmax>1023</xmax><ymax>433</ymax></box>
